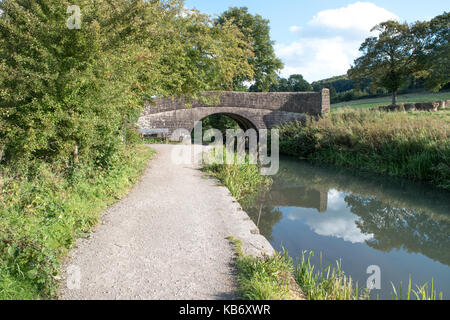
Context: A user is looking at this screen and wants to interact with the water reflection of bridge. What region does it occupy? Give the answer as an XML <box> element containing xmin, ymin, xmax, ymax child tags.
<box><xmin>270</xmin><ymin>187</ymin><xmax>328</xmax><ymax>213</ymax></box>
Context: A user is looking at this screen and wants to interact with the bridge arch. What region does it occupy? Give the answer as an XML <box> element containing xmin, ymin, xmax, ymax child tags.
<box><xmin>189</xmin><ymin>110</ymin><xmax>260</xmax><ymax>134</ymax></box>
<box><xmin>190</xmin><ymin>112</ymin><xmax>260</xmax><ymax>145</ymax></box>
<box><xmin>137</xmin><ymin>90</ymin><xmax>330</xmax><ymax>139</ymax></box>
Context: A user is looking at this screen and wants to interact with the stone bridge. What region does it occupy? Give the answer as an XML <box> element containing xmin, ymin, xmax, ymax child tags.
<box><xmin>137</xmin><ymin>89</ymin><xmax>330</xmax><ymax>137</ymax></box>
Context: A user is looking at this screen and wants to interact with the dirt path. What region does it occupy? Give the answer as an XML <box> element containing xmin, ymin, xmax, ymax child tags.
<box><xmin>59</xmin><ymin>144</ymin><xmax>273</xmax><ymax>300</ymax></box>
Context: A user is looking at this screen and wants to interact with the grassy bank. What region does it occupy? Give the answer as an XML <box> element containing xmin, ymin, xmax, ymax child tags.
<box><xmin>332</xmin><ymin>91</ymin><xmax>450</xmax><ymax>110</ymax></box>
<box><xmin>228</xmin><ymin>230</ymin><xmax>371</xmax><ymax>300</ymax></box>
<box><xmin>278</xmin><ymin>110</ymin><xmax>450</xmax><ymax>190</ymax></box>
<box><xmin>229</xmin><ymin>238</ymin><xmax>442</xmax><ymax>300</ymax></box>
<box><xmin>294</xmin><ymin>250</ymin><xmax>441</xmax><ymax>300</ymax></box>
<box><xmin>0</xmin><ymin>145</ymin><xmax>154</xmax><ymax>299</ymax></box>
<box><xmin>204</xmin><ymin>153</ymin><xmax>299</xmax><ymax>299</ymax></box>
<box><xmin>203</xmin><ymin>150</ymin><xmax>272</xmax><ymax>202</ymax></box>
<box><xmin>228</xmin><ymin>237</ymin><xmax>303</xmax><ymax>300</ymax></box>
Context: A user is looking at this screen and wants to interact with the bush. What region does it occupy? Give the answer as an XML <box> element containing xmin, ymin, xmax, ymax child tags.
<box><xmin>124</xmin><ymin>124</ymin><xmax>143</xmax><ymax>146</ymax></box>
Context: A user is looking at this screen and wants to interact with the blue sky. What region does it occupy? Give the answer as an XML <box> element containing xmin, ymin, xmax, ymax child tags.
<box><xmin>184</xmin><ymin>0</ymin><xmax>449</xmax><ymax>82</ymax></box>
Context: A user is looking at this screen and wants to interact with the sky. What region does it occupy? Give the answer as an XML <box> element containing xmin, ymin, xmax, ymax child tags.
<box><xmin>184</xmin><ymin>0</ymin><xmax>449</xmax><ymax>82</ymax></box>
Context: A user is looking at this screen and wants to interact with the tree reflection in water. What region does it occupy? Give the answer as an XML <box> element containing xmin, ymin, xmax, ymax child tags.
<box><xmin>348</xmin><ymin>195</ymin><xmax>450</xmax><ymax>266</ymax></box>
<box><xmin>241</xmin><ymin>156</ymin><xmax>450</xmax><ymax>266</ymax></box>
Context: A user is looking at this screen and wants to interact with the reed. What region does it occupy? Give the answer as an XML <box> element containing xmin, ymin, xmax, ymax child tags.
<box><xmin>203</xmin><ymin>149</ymin><xmax>272</xmax><ymax>201</ymax></box>
<box><xmin>391</xmin><ymin>276</ymin><xmax>443</xmax><ymax>300</ymax></box>
<box><xmin>294</xmin><ymin>251</ymin><xmax>370</xmax><ymax>300</ymax></box>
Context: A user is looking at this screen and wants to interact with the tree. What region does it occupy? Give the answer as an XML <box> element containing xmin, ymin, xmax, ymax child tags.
<box><xmin>411</xmin><ymin>12</ymin><xmax>450</xmax><ymax>92</ymax></box>
<box><xmin>348</xmin><ymin>21</ymin><xmax>416</xmax><ymax>105</ymax></box>
<box><xmin>200</xmin><ymin>114</ymin><xmax>240</xmax><ymax>139</ymax></box>
<box><xmin>272</xmin><ymin>76</ymin><xmax>290</xmax><ymax>92</ymax></box>
<box><xmin>270</xmin><ymin>74</ymin><xmax>312</xmax><ymax>92</ymax></box>
<box><xmin>329</xmin><ymin>85</ymin><xmax>337</xmax><ymax>101</ymax></box>
<box><xmin>0</xmin><ymin>1</ymin><xmax>252</xmax><ymax>166</ymax></box>
<box><xmin>140</xmin><ymin>7</ymin><xmax>253</xmax><ymax>98</ymax></box>
<box><xmin>216</xmin><ymin>7</ymin><xmax>283</xmax><ymax>92</ymax></box>
<box><xmin>0</xmin><ymin>0</ymin><xmax>148</xmax><ymax>165</ymax></box>
<box><xmin>287</xmin><ymin>74</ymin><xmax>313</xmax><ymax>92</ymax></box>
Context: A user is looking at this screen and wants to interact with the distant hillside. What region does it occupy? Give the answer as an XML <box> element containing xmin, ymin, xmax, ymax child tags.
<box><xmin>311</xmin><ymin>73</ymin><xmax>443</xmax><ymax>104</ymax></box>
<box><xmin>312</xmin><ymin>75</ymin><xmax>372</xmax><ymax>93</ymax></box>
<box><xmin>312</xmin><ymin>75</ymin><xmax>348</xmax><ymax>87</ymax></box>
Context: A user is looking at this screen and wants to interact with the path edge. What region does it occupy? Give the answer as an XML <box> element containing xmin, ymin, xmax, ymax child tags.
<box><xmin>202</xmin><ymin>174</ymin><xmax>275</xmax><ymax>258</ymax></box>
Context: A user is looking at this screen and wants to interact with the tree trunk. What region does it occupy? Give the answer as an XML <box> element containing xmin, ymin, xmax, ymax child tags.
<box><xmin>392</xmin><ymin>91</ymin><xmax>398</xmax><ymax>106</ymax></box>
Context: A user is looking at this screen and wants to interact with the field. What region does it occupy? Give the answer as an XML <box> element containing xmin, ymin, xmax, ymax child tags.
<box><xmin>332</xmin><ymin>91</ymin><xmax>450</xmax><ymax>109</ymax></box>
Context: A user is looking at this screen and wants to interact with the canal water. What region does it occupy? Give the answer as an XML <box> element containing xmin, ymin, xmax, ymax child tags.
<box><xmin>242</xmin><ymin>156</ymin><xmax>450</xmax><ymax>299</ymax></box>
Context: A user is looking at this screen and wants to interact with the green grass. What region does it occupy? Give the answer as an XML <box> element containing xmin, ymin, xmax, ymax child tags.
<box><xmin>332</xmin><ymin>91</ymin><xmax>450</xmax><ymax>110</ymax></box>
<box><xmin>278</xmin><ymin>110</ymin><xmax>450</xmax><ymax>190</ymax></box>
<box><xmin>0</xmin><ymin>145</ymin><xmax>155</xmax><ymax>299</ymax></box>
<box><xmin>295</xmin><ymin>251</ymin><xmax>370</xmax><ymax>300</ymax></box>
<box><xmin>295</xmin><ymin>251</ymin><xmax>443</xmax><ymax>300</ymax></box>
<box><xmin>229</xmin><ymin>240</ymin><xmax>444</xmax><ymax>301</ymax></box>
<box><xmin>142</xmin><ymin>137</ymin><xmax>180</xmax><ymax>145</ymax></box>
<box><xmin>203</xmin><ymin>149</ymin><xmax>272</xmax><ymax>202</ymax></box>
<box><xmin>391</xmin><ymin>276</ymin><xmax>443</xmax><ymax>300</ymax></box>
<box><xmin>228</xmin><ymin>237</ymin><xmax>303</xmax><ymax>300</ymax></box>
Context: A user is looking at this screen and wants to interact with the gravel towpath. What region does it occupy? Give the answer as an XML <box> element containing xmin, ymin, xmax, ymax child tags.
<box><xmin>59</xmin><ymin>144</ymin><xmax>273</xmax><ymax>300</ymax></box>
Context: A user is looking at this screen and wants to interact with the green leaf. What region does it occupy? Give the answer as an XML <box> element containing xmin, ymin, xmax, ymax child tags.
<box><xmin>7</xmin><ymin>246</ymin><xmax>15</xmax><ymax>258</ymax></box>
<box><xmin>27</xmin><ymin>269</ymin><xmax>39</xmax><ymax>279</ymax></box>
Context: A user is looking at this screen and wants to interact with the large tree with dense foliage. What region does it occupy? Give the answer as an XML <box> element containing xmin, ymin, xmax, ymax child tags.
<box><xmin>139</xmin><ymin>6</ymin><xmax>254</xmax><ymax>97</ymax></box>
<box><xmin>1</xmin><ymin>0</ymin><xmax>146</xmax><ymax>166</ymax></box>
<box><xmin>0</xmin><ymin>0</ymin><xmax>252</xmax><ymax>167</ymax></box>
<box><xmin>215</xmin><ymin>7</ymin><xmax>283</xmax><ymax>92</ymax></box>
<box><xmin>348</xmin><ymin>21</ymin><xmax>417</xmax><ymax>105</ymax></box>
<box><xmin>411</xmin><ymin>12</ymin><xmax>450</xmax><ymax>92</ymax></box>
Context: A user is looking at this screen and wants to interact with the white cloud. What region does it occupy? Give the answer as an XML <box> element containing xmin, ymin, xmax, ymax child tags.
<box><xmin>276</xmin><ymin>2</ymin><xmax>399</xmax><ymax>82</ymax></box>
<box><xmin>276</xmin><ymin>37</ymin><xmax>360</xmax><ymax>81</ymax></box>
<box><xmin>309</xmin><ymin>2</ymin><xmax>398</xmax><ymax>34</ymax></box>
<box><xmin>289</xmin><ymin>25</ymin><xmax>302</xmax><ymax>33</ymax></box>
<box><xmin>327</xmin><ymin>189</ymin><xmax>349</xmax><ymax>211</ymax></box>
<box><xmin>284</xmin><ymin>190</ymin><xmax>374</xmax><ymax>244</ymax></box>
<box><xmin>308</xmin><ymin>217</ymin><xmax>374</xmax><ymax>244</ymax></box>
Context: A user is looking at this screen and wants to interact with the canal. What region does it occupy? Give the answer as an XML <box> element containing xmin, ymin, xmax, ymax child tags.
<box><xmin>242</xmin><ymin>156</ymin><xmax>450</xmax><ymax>299</ymax></box>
